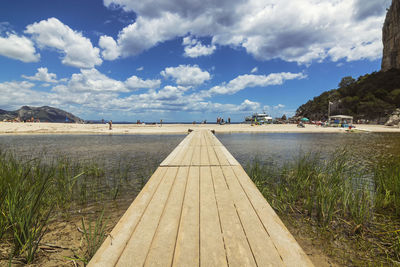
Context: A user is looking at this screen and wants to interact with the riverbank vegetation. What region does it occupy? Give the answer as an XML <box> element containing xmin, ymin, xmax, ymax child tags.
<box><xmin>246</xmin><ymin>150</ymin><xmax>400</xmax><ymax>265</ymax></box>
<box><xmin>296</xmin><ymin>68</ymin><xmax>400</xmax><ymax>122</ymax></box>
<box><xmin>0</xmin><ymin>150</ymin><xmax>152</xmax><ymax>264</ymax></box>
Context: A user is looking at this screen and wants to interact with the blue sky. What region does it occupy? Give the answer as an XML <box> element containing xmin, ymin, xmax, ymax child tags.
<box><xmin>0</xmin><ymin>0</ymin><xmax>391</xmax><ymax>122</ymax></box>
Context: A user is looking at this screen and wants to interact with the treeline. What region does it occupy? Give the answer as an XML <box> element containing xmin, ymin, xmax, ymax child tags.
<box><xmin>296</xmin><ymin>69</ymin><xmax>400</xmax><ymax>122</ymax></box>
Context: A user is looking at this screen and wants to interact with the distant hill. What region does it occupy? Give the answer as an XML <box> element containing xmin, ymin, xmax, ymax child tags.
<box><xmin>295</xmin><ymin>69</ymin><xmax>400</xmax><ymax>122</ymax></box>
<box><xmin>0</xmin><ymin>106</ymin><xmax>83</xmax><ymax>123</ymax></box>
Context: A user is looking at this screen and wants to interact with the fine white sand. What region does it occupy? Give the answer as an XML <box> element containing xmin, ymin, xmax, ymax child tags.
<box><xmin>0</xmin><ymin>122</ymin><xmax>399</xmax><ymax>135</ymax></box>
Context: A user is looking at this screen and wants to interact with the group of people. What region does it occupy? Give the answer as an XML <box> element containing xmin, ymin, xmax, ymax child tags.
<box><xmin>217</xmin><ymin>117</ymin><xmax>231</xmax><ymax>125</ymax></box>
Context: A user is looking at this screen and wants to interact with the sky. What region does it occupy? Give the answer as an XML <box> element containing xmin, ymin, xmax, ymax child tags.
<box><xmin>0</xmin><ymin>0</ymin><xmax>392</xmax><ymax>122</ymax></box>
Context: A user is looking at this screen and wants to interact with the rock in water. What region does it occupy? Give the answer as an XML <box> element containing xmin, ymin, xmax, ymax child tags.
<box><xmin>382</xmin><ymin>0</ymin><xmax>400</xmax><ymax>71</ymax></box>
<box><xmin>385</xmin><ymin>108</ymin><xmax>400</xmax><ymax>127</ymax></box>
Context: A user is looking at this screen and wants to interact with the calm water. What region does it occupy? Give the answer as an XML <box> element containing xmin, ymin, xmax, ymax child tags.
<box><xmin>0</xmin><ymin>134</ymin><xmax>185</xmax><ymax>165</ymax></box>
<box><xmin>1</xmin><ymin>132</ymin><xmax>399</xmax><ymax>198</ymax></box>
<box><xmin>217</xmin><ymin>132</ymin><xmax>400</xmax><ymax>166</ymax></box>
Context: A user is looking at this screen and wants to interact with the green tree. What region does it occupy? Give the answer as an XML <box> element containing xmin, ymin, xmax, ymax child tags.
<box><xmin>338</xmin><ymin>76</ymin><xmax>356</xmax><ymax>89</ymax></box>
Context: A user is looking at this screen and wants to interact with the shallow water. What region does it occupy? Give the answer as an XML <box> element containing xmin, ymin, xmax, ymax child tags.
<box><xmin>0</xmin><ymin>134</ymin><xmax>185</xmax><ymax>164</ymax></box>
<box><xmin>0</xmin><ymin>134</ymin><xmax>186</xmax><ymax>201</ymax></box>
<box><xmin>1</xmin><ymin>132</ymin><xmax>399</xmax><ymax>198</ymax></box>
<box><xmin>216</xmin><ymin>132</ymin><xmax>400</xmax><ymax>166</ymax></box>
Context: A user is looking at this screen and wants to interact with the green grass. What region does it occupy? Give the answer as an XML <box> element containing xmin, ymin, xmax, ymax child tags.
<box><xmin>247</xmin><ymin>150</ymin><xmax>372</xmax><ymax>228</ymax></box>
<box><xmin>374</xmin><ymin>155</ymin><xmax>400</xmax><ymax>216</ymax></box>
<box><xmin>81</xmin><ymin>209</ymin><xmax>109</xmax><ymax>260</ymax></box>
<box><xmin>246</xmin><ymin>149</ymin><xmax>400</xmax><ymax>265</ymax></box>
<box><xmin>0</xmin><ymin>149</ymin><xmax>145</xmax><ymax>263</ymax></box>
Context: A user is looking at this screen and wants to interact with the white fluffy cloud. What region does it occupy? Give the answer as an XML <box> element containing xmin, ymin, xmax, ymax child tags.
<box><xmin>22</xmin><ymin>67</ymin><xmax>58</xmax><ymax>83</ymax></box>
<box><xmin>0</xmin><ymin>81</ymin><xmax>52</xmax><ymax>110</ymax></box>
<box><xmin>54</xmin><ymin>68</ymin><xmax>126</xmax><ymax>93</ymax></box>
<box><xmin>0</xmin><ymin>66</ymin><xmax>302</xmax><ymax>118</ymax></box>
<box><xmin>99</xmin><ymin>35</ymin><xmax>120</xmax><ymax>60</ymax></box>
<box><xmin>182</xmin><ymin>36</ymin><xmax>216</xmax><ymax>58</ymax></box>
<box><xmin>25</xmin><ymin>18</ymin><xmax>102</xmax><ymax>68</ymax></box>
<box><xmin>125</xmin><ymin>75</ymin><xmax>161</xmax><ymax>90</ymax></box>
<box><xmin>205</xmin><ymin>72</ymin><xmax>306</xmax><ymax>97</ymax></box>
<box><xmin>161</xmin><ymin>65</ymin><xmax>211</xmax><ymax>86</ymax></box>
<box><xmin>103</xmin><ymin>0</ymin><xmax>390</xmax><ymax>64</ymax></box>
<box><xmin>0</xmin><ymin>33</ymin><xmax>40</xmax><ymax>62</ymax></box>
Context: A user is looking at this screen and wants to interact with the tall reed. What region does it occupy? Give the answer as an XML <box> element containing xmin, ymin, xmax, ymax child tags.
<box><xmin>374</xmin><ymin>155</ymin><xmax>400</xmax><ymax>216</ymax></box>
<box><xmin>0</xmin><ymin>153</ymin><xmax>54</xmax><ymax>263</ymax></box>
<box><xmin>246</xmin><ymin>149</ymin><xmax>373</xmax><ymax>227</ymax></box>
<box><xmin>0</xmin><ymin>151</ymin><xmax>120</xmax><ymax>263</ymax></box>
<box><xmin>81</xmin><ymin>209</ymin><xmax>108</xmax><ymax>260</ymax></box>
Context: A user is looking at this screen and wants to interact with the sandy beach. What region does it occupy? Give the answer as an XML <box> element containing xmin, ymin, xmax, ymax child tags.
<box><xmin>0</xmin><ymin>122</ymin><xmax>399</xmax><ymax>135</ymax></box>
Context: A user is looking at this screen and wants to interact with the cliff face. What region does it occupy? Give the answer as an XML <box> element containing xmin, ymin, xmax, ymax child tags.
<box><xmin>382</xmin><ymin>0</ymin><xmax>400</xmax><ymax>71</ymax></box>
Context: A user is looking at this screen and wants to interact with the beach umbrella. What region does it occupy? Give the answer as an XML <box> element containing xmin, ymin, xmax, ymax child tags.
<box><xmin>301</xmin><ymin>117</ymin><xmax>309</xmax><ymax>121</ymax></box>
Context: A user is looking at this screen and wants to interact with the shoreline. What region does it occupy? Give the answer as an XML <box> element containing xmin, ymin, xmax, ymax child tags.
<box><xmin>0</xmin><ymin>122</ymin><xmax>400</xmax><ymax>135</ymax></box>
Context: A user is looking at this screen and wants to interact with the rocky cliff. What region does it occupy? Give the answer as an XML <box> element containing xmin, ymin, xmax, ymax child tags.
<box><xmin>382</xmin><ymin>0</ymin><xmax>400</xmax><ymax>71</ymax></box>
<box><xmin>0</xmin><ymin>106</ymin><xmax>83</xmax><ymax>123</ymax></box>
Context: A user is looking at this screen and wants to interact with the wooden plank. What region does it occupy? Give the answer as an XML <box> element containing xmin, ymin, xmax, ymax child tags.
<box><xmin>191</xmin><ymin>146</ymin><xmax>201</xmax><ymax>166</ymax></box>
<box><xmin>219</xmin><ymin>145</ymin><xmax>240</xmax><ymax>166</ymax></box>
<box><xmin>160</xmin><ymin>142</ymin><xmax>185</xmax><ymax>166</ymax></box>
<box><xmin>116</xmin><ymin>167</ymin><xmax>178</xmax><ymax>267</ymax></box>
<box><xmin>209</xmin><ymin>132</ymin><xmax>223</xmax><ymax>146</ymax></box>
<box><xmin>232</xmin><ymin>165</ymin><xmax>314</xmax><ymax>267</ymax></box>
<box><xmin>203</xmin><ymin>130</ymin><xmax>214</xmax><ymax>147</ymax></box>
<box><xmin>88</xmin><ymin>167</ymin><xmax>168</xmax><ymax>267</ymax></box>
<box><xmin>190</xmin><ymin>131</ymin><xmax>201</xmax><ymax>147</ymax></box>
<box><xmin>173</xmin><ymin>167</ymin><xmax>200</xmax><ymax>266</ymax></box>
<box><xmin>144</xmin><ymin>167</ymin><xmax>189</xmax><ymax>266</ymax></box>
<box><xmin>222</xmin><ymin>166</ymin><xmax>284</xmax><ymax>266</ymax></box>
<box><xmin>200</xmin><ymin>131</ymin><xmax>208</xmax><ymax>147</ymax></box>
<box><xmin>200</xmin><ymin>146</ymin><xmax>209</xmax><ymax>166</ymax></box>
<box><xmin>206</xmin><ymin>143</ymin><xmax>220</xmax><ymax>165</ymax></box>
<box><xmin>213</xmin><ymin>146</ymin><xmax>230</xmax><ymax>166</ymax></box>
<box><xmin>169</xmin><ymin>145</ymin><xmax>190</xmax><ymax>166</ymax></box>
<box><xmin>181</xmin><ymin>146</ymin><xmax>195</xmax><ymax>166</ymax></box>
<box><xmin>211</xmin><ymin>166</ymin><xmax>257</xmax><ymax>267</ymax></box>
<box><xmin>199</xmin><ymin>166</ymin><xmax>227</xmax><ymax>267</ymax></box>
<box><xmin>161</xmin><ymin>133</ymin><xmax>194</xmax><ymax>165</ymax></box>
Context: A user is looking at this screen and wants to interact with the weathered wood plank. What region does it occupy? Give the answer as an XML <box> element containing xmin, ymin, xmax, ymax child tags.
<box><xmin>222</xmin><ymin>166</ymin><xmax>284</xmax><ymax>266</ymax></box>
<box><xmin>173</xmin><ymin>167</ymin><xmax>200</xmax><ymax>266</ymax></box>
<box><xmin>181</xmin><ymin>146</ymin><xmax>195</xmax><ymax>166</ymax></box>
<box><xmin>199</xmin><ymin>166</ymin><xmax>228</xmax><ymax>267</ymax></box>
<box><xmin>160</xmin><ymin>133</ymin><xmax>193</xmax><ymax>166</ymax></box>
<box><xmin>88</xmin><ymin>167</ymin><xmax>168</xmax><ymax>267</ymax></box>
<box><xmin>213</xmin><ymin>146</ymin><xmax>230</xmax><ymax>166</ymax></box>
<box><xmin>211</xmin><ymin>166</ymin><xmax>257</xmax><ymax>267</ymax></box>
<box><xmin>219</xmin><ymin>145</ymin><xmax>239</xmax><ymax>166</ymax></box>
<box><xmin>144</xmin><ymin>167</ymin><xmax>189</xmax><ymax>266</ymax></box>
<box><xmin>200</xmin><ymin>146</ymin><xmax>209</xmax><ymax>166</ymax></box>
<box><xmin>206</xmin><ymin>143</ymin><xmax>220</xmax><ymax>165</ymax></box>
<box><xmin>116</xmin><ymin>167</ymin><xmax>178</xmax><ymax>267</ymax></box>
<box><xmin>209</xmin><ymin>132</ymin><xmax>223</xmax><ymax>146</ymax></box>
<box><xmin>232</xmin><ymin>165</ymin><xmax>314</xmax><ymax>267</ymax></box>
<box><xmin>191</xmin><ymin>145</ymin><xmax>201</xmax><ymax>165</ymax></box>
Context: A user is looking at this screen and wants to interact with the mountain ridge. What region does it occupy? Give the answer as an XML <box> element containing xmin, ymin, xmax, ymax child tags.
<box><xmin>0</xmin><ymin>106</ymin><xmax>83</xmax><ymax>123</ymax></box>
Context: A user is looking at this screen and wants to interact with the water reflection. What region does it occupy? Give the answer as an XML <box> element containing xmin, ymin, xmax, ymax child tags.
<box><xmin>0</xmin><ymin>134</ymin><xmax>185</xmax><ymax>200</ymax></box>
<box><xmin>216</xmin><ymin>132</ymin><xmax>400</xmax><ymax>166</ymax></box>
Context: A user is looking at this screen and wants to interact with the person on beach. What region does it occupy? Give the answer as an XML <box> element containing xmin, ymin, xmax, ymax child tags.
<box><xmin>160</xmin><ymin>119</ymin><xmax>163</xmax><ymax>127</ymax></box>
<box><xmin>109</xmin><ymin>120</ymin><xmax>112</xmax><ymax>130</ymax></box>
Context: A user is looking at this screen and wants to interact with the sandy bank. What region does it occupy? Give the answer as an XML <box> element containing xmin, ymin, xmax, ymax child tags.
<box><xmin>0</xmin><ymin>122</ymin><xmax>399</xmax><ymax>135</ymax></box>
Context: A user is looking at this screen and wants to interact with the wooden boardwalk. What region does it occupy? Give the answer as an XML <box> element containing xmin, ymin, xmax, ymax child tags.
<box><xmin>88</xmin><ymin>130</ymin><xmax>313</xmax><ymax>267</ymax></box>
